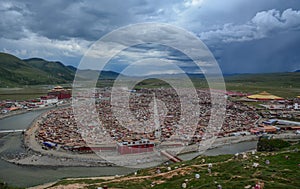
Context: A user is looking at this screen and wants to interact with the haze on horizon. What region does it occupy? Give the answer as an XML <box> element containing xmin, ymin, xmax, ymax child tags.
<box><xmin>1</xmin><ymin>0</ymin><xmax>300</xmax><ymax>74</ymax></box>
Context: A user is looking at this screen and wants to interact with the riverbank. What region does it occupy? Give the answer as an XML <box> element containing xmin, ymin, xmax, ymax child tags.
<box><xmin>16</xmin><ymin>109</ymin><xmax>113</xmax><ymax>167</ymax></box>
<box><xmin>1</xmin><ymin>107</ymin><xmax>299</xmax><ymax>188</ymax></box>
<box><xmin>0</xmin><ymin>109</ymin><xmax>135</xmax><ymax>188</ymax></box>
<box><xmin>35</xmin><ymin>141</ymin><xmax>300</xmax><ymax>189</ymax></box>
<box><xmin>13</xmin><ymin>107</ymin><xmax>299</xmax><ymax>167</ymax></box>
<box><xmin>18</xmin><ymin>119</ymin><xmax>300</xmax><ymax>167</ymax></box>
<box><xmin>4</xmin><ymin>104</ymin><xmax>300</xmax><ymax>168</ymax></box>
<box><xmin>15</xmin><ymin>107</ymin><xmax>257</xmax><ymax>167</ymax></box>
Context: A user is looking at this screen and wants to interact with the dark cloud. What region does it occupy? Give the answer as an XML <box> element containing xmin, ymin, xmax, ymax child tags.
<box><xmin>0</xmin><ymin>1</ymin><xmax>30</xmax><ymax>39</ymax></box>
<box><xmin>0</xmin><ymin>0</ymin><xmax>178</xmax><ymax>41</ymax></box>
<box><xmin>199</xmin><ymin>9</ymin><xmax>300</xmax><ymax>43</ymax></box>
<box><xmin>0</xmin><ymin>0</ymin><xmax>299</xmax><ymax>73</ymax></box>
<box><xmin>216</xmin><ymin>30</ymin><xmax>300</xmax><ymax>73</ymax></box>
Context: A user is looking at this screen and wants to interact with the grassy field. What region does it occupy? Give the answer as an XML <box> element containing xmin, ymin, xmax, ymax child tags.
<box><xmin>224</xmin><ymin>72</ymin><xmax>300</xmax><ymax>98</ymax></box>
<box><xmin>50</xmin><ymin>142</ymin><xmax>300</xmax><ymax>189</ymax></box>
<box><xmin>0</xmin><ymin>84</ymin><xmax>72</xmax><ymax>100</ymax></box>
<box><xmin>0</xmin><ymin>72</ymin><xmax>299</xmax><ymax>100</ymax></box>
<box><xmin>130</xmin><ymin>72</ymin><xmax>300</xmax><ymax>98</ymax></box>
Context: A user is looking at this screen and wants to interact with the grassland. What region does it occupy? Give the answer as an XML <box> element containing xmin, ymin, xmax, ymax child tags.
<box><xmin>49</xmin><ymin>142</ymin><xmax>300</xmax><ymax>189</ymax></box>
<box><xmin>224</xmin><ymin>72</ymin><xmax>300</xmax><ymax>98</ymax></box>
<box><xmin>0</xmin><ymin>84</ymin><xmax>71</xmax><ymax>100</ymax></box>
<box><xmin>129</xmin><ymin>72</ymin><xmax>300</xmax><ymax>98</ymax></box>
<box><xmin>1</xmin><ymin>72</ymin><xmax>299</xmax><ymax>100</ymax></box>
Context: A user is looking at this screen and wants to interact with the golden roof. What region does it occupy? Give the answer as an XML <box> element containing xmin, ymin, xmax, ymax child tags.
<box><xmin>51</xmin><ymin>86</ymin><xmax>65</xmax><ymax>92</ymax></box>
<box><xmin>247</xmin><ymin>91</ymin><xmax>284</xmax><ymax>100</ymax></box>
<box><xmin>54</xmin><ymin>86</ymin><xmax>63</xmax><ymax>89</ymax></box>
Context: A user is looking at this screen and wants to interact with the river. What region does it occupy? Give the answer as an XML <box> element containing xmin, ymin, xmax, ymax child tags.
<box><xmin>0</xmin><ymin>109</ymin><xmax>257</xmax><ymax>188</ymax></box>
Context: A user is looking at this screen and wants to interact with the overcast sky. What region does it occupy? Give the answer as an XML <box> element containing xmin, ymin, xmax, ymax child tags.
<box><xmin>1</xmin><ymin>0</ymin><xmax>300</xmax><ymax>74</ymax></box>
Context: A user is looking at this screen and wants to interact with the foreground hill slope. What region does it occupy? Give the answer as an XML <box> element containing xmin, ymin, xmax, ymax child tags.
<box><xmin>42</xmin><ymin>142</ymin><xmax>300</xmax><ymax>189</ymax></box>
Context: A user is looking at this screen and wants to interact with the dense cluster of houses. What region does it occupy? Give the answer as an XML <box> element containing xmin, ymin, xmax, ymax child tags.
<box><xmin>0</xmin><ymin>99</ymin><xmax>52</xmax><ymax>114</ymax></box>
<box><xmin>0</xmin><ymin>86</ymin><xmax>71</xmax><ymax>115</ymax></box>
<box><xmin>36</xmin><ymin>88</ymin><xmax>264</xmax><ymax>151</ymax></box>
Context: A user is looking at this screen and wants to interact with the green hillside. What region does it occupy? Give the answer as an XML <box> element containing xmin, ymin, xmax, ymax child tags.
<box><xmin>49</xmin><ymin>142</ymin><xmax>300</xmax><ymax>189</ymax></box>
<box><xmin>1</xmin><ymin>52</ymin><xmax>299</xmax><ymax>98</ymax></box>
<box><xmin>23</xmin><ymin>58</ymin><xmax>75</xmax><ymax>81</ymax></box>
<box><xmin>0</xmin><ymin>52</ymin><xmax>75</xmax><ymax>87</ymax></box>
<box><xmin>0</xmin><ymin>52</ymin><xmax>124</xmax><ymax>88</ymax></box>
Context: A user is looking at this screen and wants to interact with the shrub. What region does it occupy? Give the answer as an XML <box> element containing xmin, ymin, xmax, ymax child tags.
<box><xmin>257</xmin><ymin>138</ymin><xmax>291</xmax><ymax>152</ymax></box>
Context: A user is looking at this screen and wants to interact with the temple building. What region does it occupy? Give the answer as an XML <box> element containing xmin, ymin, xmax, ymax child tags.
<box><xmin>48</xmin><ymin>86</ymin><xmax>71</xmax><ymax>99</ymax></box>
<box><xmin>247</xmin><ymin>91</ymin><xmax>284</xmax><ymax>100</ymax></box>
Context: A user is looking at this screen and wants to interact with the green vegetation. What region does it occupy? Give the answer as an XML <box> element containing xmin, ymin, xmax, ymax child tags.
<box><xmin>0</xmin><ymin>181</ymin><xmax>21</xmax><ymax>189</ymax></box>
<box><xmin>0</xmin><ymin>84</ymin><xmax>72</xmax><ymax>100</ymax></box>
<box><xmin>52</xmin><ymin>142</ymin><xmax>300</xmax><ymax>189</ymax></box>
<box><xmin>0</xmin><ymin>87</ymin><xmax>48</xmax><ymax>100</ymax></box>
<box><xmin>0</xmin><ymin>52</ymin><xmax>123</xmax><ymax>89</ymax></box>
<box><xmin>24</xmin><ymin>58</ymin><xmax>75</xmax><ymax>81</ymax></box>
<box><xmin>134</xmin><ymin>78</ymin><xmax>172</xmax><ymax>89</ymax></box>
<box><xmin>96</xmin><ymin>79</ymin><xmax>115</xmax><ymax>88</ymax></box>
<box><xmin>1</xmin><ymin>52</ymin><xmax>300</xmax><ymax>98</ymax></box>
<box><xmin>257</xmin><ymin>138</ymin><xmax>291</xmax><ymax>152</ymax></box>
<box><xmin>0</xmin><ymin>52</ymin><xmax>76</xmax><ymax>87</ymax></box>
<box><xmin>224</xmin><ymin>72</ymin><xmax>300</xmax><ymax>98</ymax></box>
<box><xmin>127</xmin><ymin>73</ymin><xmax>300</xmax><ymax>98</ymax></box>
<box><xmin>53</xmin><ymin>178</ymin><xmax>106</xmax><ymax>186</ymax></box>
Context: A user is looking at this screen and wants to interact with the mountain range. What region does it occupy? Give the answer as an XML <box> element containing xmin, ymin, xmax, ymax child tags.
<box><xmin>0</xmin><ymin>52</ymin><xmax>299</xmax><ymax>88</ymax></box>
<box><xmin>0</xmin><ymin>52</ymin><xmax>119</xmax><ymax>87</ymax></box>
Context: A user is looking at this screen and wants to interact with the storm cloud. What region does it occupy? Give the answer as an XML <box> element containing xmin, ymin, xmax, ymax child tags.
<box><xmin>200</xmin><ymin>9</ymin><xmax>300</xmax><ymax>43</ymax></box>
<box><xmin>0</xmin><ymin>0</ymin><xmax>300</xmax><ymax>74</ymax></box>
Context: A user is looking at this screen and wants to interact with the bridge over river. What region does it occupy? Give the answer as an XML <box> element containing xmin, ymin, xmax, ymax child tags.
<box><xmin>0</xmin><ymin>129</ymin><xmax>25</xmax><ymax>133</ymax></box>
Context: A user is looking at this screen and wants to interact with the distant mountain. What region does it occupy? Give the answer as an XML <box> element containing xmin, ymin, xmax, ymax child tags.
<box><xmin>2</xmin><ymin>52</ymin><xmax>298</xmax><ymax>88</ymax></box>
<box><xmin>120</xmin><ymin>73</ymin><xmax>205</xmax><ymax>79</ymax></box>
<box><xmin>99</xmin><ymin>70</ymin><xmax>121</xmax><ymax>79</ymax></box>
<box><xmin>23</xmin><ymin>58</ymin><xmax>75</xmax><ymax>81</ymax></box>
<box><xmin>0</xmin><ymin>52</ymin><xmax>120</xmax><ymax>87</ymax></box>
<box><xmin>66</xmin><ymin>65</ymin><xmax>77</xmax><ymax>72</ymax></box>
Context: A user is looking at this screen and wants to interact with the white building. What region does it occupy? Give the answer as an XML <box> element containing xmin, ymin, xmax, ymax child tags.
<box><xmin>40</xmin><ymin>96</ymin><xmax>58</xmax><ymax>105</ymax></box>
